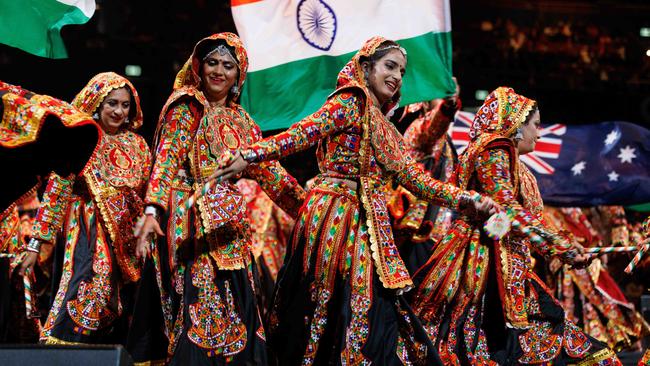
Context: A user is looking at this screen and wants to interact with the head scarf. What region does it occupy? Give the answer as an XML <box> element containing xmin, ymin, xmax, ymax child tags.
<box><xmin>173</xmin><ymin>32</ymin><xmax>248</xmax><ymax>101</ymax></box>
<box><xmin>469</xmin><ymin>86</ymin><xmax>536</xmax><ymax>140</ymax></box>
<box><xmin>335</xmin><ymin>36</ymin><xmax>406</xmax><ymax>115</ymax></box>
<box><xmin>72</xmin><ymin>72</ymin><xmax>144</xmax><ymax>130</ymax></box>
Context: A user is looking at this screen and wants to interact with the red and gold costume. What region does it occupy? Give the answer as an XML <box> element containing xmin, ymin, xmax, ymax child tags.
<box><xmin>39</xmin><ymin>72</ymin><xmax>152</xmax><ymax>345</ymax></box>
<box><xmin>0</xmin><ymin>202</ymin><xmax>31</xmax><ymax>278</ymax></box>
<box><xmin>410</xmin><ymin>87</ymin><xmax>620</xmax><ymax>365</ymax></box>
<box><xmin>240</xmin><ymin>36</ymin><xmax>478</xmax><ymax>365</ymax></box>
<box><xmin>0</xmin><ymin>82</ymin><xmax>100</xmax><ymax>341</ymax></box>
<box><xmin>390</xmin><ymin>98</ymin><xmax>460</xmax><ymax>273</ymax></box>
<box><xmin>543</xmin><ymin>206</ymin><xmax>649</xmax><ymax>351</ymax></box>
<box><xmin>0</xmin><ymin>195</ymin><xmax>42</xmax><ymax>343</ymax></box>
<box><xmin>143</xmin><ymin>33</ymin><xmax>303</xmax><ymax>364</ymax></box>
<box><xmin>236</xmin><ymin>178</ymin><xmax>294</xmax><ymax>316</ymax></box>
<box><xmin>0</xmin><ymin>81</ymin><xmax>99</xmax><ymax>229</ymax></box>
<box><xmin>639</xmin><ymin>216</ymin><xmax>650</xmax><ymax>366</ymax></box>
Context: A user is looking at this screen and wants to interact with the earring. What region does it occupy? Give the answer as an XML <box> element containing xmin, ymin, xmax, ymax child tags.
<box><xmin>231</xmin><ymin>84</ymin><xmax>239</xmax><ymax>95</ymax></box>
<box><xmin>364</xmin><ymin>70</ymin><xmax>369</xmax><ymax>81</ymax></box>
<box><xmin>92</xmin><ymin>112</ymin><xmax>99</xmax><ymax>120</ymax></box>
<box><xmin>124</xmin><ymin>118</ymin><xmax>130</xmax><ymax>124</ymax></box>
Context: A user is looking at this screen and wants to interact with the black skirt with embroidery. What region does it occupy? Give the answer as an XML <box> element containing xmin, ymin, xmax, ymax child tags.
<box><xmin>266</xmin><ymin>181</ymin><xmax>441</xmax><ymax>365</ymax></box>
<box><xmin>43</xmin><ymin>197</ymin><xmax>130</xmax><ymax>345</ymax></box>
<box><xmin>167</xmin><ymin>240</ymin><xmax>268</xmax><ymax>366</ymax></box>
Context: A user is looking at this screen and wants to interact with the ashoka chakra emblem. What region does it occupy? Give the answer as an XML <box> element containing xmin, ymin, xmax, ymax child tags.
<box><xmin>297</xmin><ymin>0</ymin><xmax>337</xmax><ymax>51</ymax></box>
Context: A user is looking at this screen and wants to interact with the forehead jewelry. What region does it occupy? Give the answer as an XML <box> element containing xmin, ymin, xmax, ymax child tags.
<box><xmin>376</xmin><ymin>44</ymin><xmax>408</xmax><ymax>58</ymax></box>
<box><xmin>203</xmin><ymin>44</ymin><xmax>238</xmax><ymax>65</ymax></box>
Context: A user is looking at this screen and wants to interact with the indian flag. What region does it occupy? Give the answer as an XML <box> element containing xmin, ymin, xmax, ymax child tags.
<box><xmin>232</xmin><ymin>0</ymin><xmax>454</xmax><ymax>130</ymax></box>
<box><xmin>0</xmin><ymin>0</ymin><xmax>95</xmax><ymax>59</ymax></box>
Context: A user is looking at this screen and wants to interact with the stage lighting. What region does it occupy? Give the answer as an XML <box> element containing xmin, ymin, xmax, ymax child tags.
<box><xmin>475</xmin><ymin>89</ymin><xmax>488</xmax><ymax>101</ymax></box>
<box><xmin>641</xmin><ymin>28</ymin><xmax>650</xmax><ymax>38</ymax></box>
<box><xmin>125</xmin><ymin>65</ymin><xmax>142</xmax><ymax>77</ymax></box>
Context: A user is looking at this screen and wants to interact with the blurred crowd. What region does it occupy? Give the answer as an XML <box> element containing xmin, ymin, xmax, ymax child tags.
<box><xmin>457</xmin><ymin>16</ymin><xmax>650</xmax><ymax>88</ymax></box>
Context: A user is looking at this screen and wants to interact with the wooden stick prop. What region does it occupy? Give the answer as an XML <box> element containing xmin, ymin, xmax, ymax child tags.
<box><xmin>624</xmin><ymin>240</ymin><xmax>650</xmax><ymax>274</ymax></box>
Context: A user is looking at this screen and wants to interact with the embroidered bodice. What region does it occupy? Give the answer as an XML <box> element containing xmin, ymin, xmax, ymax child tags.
<box><xmin>474</xmin><ymin>147</ymin><xmax>569</xmax><ymax>257</ymax></box>
<box><xmin>145</xmin><ymin>98</ymin><xmax>303</xmax><ymax>217</ymax></box>
<box><xmin>243</xmin><ymin>91</ymin><xmax>464</xmax><ymax>209</ymax></box>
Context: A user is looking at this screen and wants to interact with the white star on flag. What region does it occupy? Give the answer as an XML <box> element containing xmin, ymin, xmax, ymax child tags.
<box><xmin>604</xmin><ymin>129</ymin><xmax>620</xmax><ymax>146</ymax></box>
<box><xmin>608</xmin><ymin>171</ymin><xmax>619</xmax><ymax>182</ymax></box>
<box><xmin>571</xmin><ymin>161</ymin><xmax>586</xmax><ymax>176</ymax></box>
<box><xmin>617</xmin><ymin>145</ymin><xmax>637</xmax><ymax>163</ymax></box>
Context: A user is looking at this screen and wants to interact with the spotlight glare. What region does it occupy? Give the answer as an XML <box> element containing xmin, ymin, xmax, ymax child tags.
<box><xmin>475</xmin><ymin>89</ymin><xmax>489</xmax><ymax>101</ymax></box>
<box><xmin>641</xmin><ymin>27</ymin><xmax>650</xmax><ymax>38</ymax></box>
<box><xmin>125</xmin><ymin>65</ymin><xmax>142</xmax><ymax>77</ymax></box>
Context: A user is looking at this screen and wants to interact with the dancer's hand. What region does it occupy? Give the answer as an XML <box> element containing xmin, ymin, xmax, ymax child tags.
<box><xmin>564</xmin><ymin>243</ymin><xmax>591</xmax><ymax>269</ymax></box>
<box><xmin>18</xmin><ymin>252</ymin><xmax>38</xmax><ymax>277</ymax></box>
<box><xmin>210</xmin><ymin>151</ymin><xmax>248</xmax><ymax>182</ymax></box>
<box><xmin>443</xmin><ymin>77</ymin><xmax>461</xmax><ymax>110</ymax></box>
<box><xmin>135</xmin><ymin>214</ymin><xmax>164</xmax><ymax>260</ymax></box>
<box><xmin>549</xmin><ymin>257</ymin><xmax>563</xmax><ymax>273</ymax></box>
<box><xmin>475</xmin><ymin>196</ymin><xmax>503</xmax><ymax>216</ymax></box>
<box><xmin>459</xmin><ymin>194</ymin><xmax>503</xmax><ymax>219</ymax></box>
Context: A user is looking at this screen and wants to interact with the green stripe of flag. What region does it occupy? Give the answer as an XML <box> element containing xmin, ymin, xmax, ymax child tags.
<box><xmin>627</xmin><ymin>203</ymin><xmax>650</xmax><ymax>212</ymax></box>
<box><xmin>0</xmin><ymin>0</ymin><xmax>92</xmax><ymax>59</ymax></box>
<box><xmin>240</xmin><ymin>32</ymin><xmax>454</xmax><ymax>131</ymax></box>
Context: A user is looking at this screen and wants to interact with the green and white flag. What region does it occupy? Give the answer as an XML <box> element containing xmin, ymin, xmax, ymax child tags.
<box><xmin>0</xmin><ymin>0</ymin><xmax>95</xmax><ymax>59</ymax></box>
<box><xmin>231</xmin><ymin>0</ymin><xmax>454</xmax><ymax>130</ymax></box>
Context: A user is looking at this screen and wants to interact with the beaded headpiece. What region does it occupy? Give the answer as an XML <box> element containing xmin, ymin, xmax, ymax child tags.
<box><xmin>336</xmin><ymin>36</ymin><xmax>405</xmax><ymax>115</ymax></box>
<box><xmin>469</xmin><ymin>86</ymin><xmax>536</xmax><ymax>140</ymax></box>
<box><xmin>202</xmin><ymin>44</ymin><xmax>238</xmax><ymax>65</ymax></box>
<box><xmin>173</xmin><ymin>33</ymin><xmax>248</xmax><ymax>101</ymax></box>
<box><xmin>376</xmin><ymin>44</ymin><xmax>407</xmax><ymax>58</ymax></box>
<box><xmin>71</xmin><ymin>72</ymin><xmax>143</xmax><ymax>130</ymax></box>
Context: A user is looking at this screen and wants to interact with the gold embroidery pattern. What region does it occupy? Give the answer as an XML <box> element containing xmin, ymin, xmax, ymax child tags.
<box><xmin>187</xmin><ymin>255</ymin><xmax>247</xmax><ymax>358</ymax></box>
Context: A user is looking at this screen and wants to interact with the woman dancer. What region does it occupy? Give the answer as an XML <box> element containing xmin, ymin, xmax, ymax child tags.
<box><xmin>543</xmin><ymin>206</ymin><xmax>649</xmax><ymax>351</ymax></box>
<box><xmin>410</xmin><ymin>87</ymin><xmax>620</xmax><ymax>365</ymax></box>
<box><xmin>236</xmin><ymin>178</ymin><xmax>295</xmax><ymax>317</ymax></box>
<box><xmin>0</xmin><ymin>81</ymin><xmax>99</xmax><ymax>342</ymax></box>
<box><xmin>135</xmin><ymin>33</ymin><xmax>304</xmax><ymax>365</ymax></box>
<box><xmin>213</xmin><ymin>36</ymin><xmax>498</xmax><ymax>365</ymax></box>
<box><xmin>390</xmin><ymin>80</ymin><xmax>461</xmax><ymax>273</ymax></box>
<box><xmin>28</xmin><ymin>72</ymin><xmax>151</xmax><ymax>345</ymax></box>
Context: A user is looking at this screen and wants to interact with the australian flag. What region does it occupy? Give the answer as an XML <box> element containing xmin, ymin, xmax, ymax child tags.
<box><xmin>452</xmin><ymin>111</ymin><xmax>650</xmax><ymax>206</ymax></box>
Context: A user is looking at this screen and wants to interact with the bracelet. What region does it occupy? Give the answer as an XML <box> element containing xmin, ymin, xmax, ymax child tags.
<box><xmin>145</xmin><ymin>205</ymin><xmax>159</xmax><ymax>220</ymax></box>
<box><xmin>459</xmin><ymin>191</ymin><xmax>482</xmax><ymax>206</ymax></box>
<box><xmin>26</xmin><ymin>238</ymin><xmax>41</xmax><ymax>254</ymax></box>
<box><xmin>563</xmin><ymin>248</ymin><xmax>578</xmax><ymax>261</ymax></box>
<box><xmin>241</xmin><ymin>149</ymin><xmax>257</xmax><ymax>163</ymax></box>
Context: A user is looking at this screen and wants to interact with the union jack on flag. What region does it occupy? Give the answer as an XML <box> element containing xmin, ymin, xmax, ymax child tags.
<box><xmin>451</xmin><ymin>111</ymin><xmax>565</xmax><ymax>174</ymax></box>
<box><xmin>450</xmin><ymin>112</ymin><xmax>650</xmax><ymax>206</ymax></box>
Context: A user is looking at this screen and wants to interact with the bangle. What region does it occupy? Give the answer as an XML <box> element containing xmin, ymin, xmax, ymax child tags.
<box><xmin>26</xmin><ymin>238</ymin><xmax>41</xmax><ymax>253</ymax></box>
<box><xmin>145</xmin><ymin>205</ymin><xmax>159</xmax><ymax>220</ymax></box>
<box><xmin>563</xmin><ymin>248</ymin><xmax>578</xmax><ymax>261</ymax></box>
<box><xmin>241</xmin><ymin>149</ymin><xmax>257</xmax><ymax>163</ymax></box>
<box><xmin>459</xmin><ymin>191</ymin><xmax>481</xmax><ymax>206</ymax></box>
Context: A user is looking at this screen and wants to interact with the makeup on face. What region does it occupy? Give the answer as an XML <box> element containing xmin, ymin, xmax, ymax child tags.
<box><xmin>98</xmin><ymin>87</ymin><xmax>131</xmax><ymax>134</ymax></box>
<box><xmin>201</xmin><ymin>53</ymin><xmax>238</xmax><ymax>105</ymax></box>
<box><xmin>366</xmin><ymin>49</ymin><xmax>407</xmax><ymax>106</ymax></box>
<box><xmin>518</xmin><ymin>109</ymin><xmax>541</xmax><ymax>155</ymax></box>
